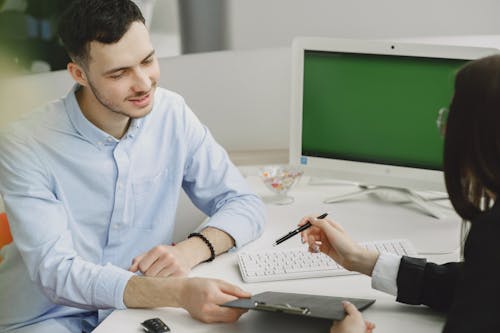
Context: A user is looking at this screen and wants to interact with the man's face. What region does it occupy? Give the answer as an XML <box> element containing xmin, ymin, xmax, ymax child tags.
<box><xmin>82</xmin><ymin>21</ymin><xmax>160</xmax><ymax>119</ymax></box>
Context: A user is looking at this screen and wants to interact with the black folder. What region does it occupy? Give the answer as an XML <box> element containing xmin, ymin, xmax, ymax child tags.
<box><xmin>222</xmin><ymin>291</ymin><xmax>375</xmax><ymax>321</ymax></box>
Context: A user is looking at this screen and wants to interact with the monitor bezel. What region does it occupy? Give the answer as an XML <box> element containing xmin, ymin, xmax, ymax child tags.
<box><xmin>289</xmin><ymin>37</ymin><xmax>498</xmax><ymax>192</ymax></box>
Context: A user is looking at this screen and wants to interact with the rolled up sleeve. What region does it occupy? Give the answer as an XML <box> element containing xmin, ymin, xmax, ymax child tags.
<box><xmin>180</xmin><ymin>106</ymin><xmax>266</xmax><ymax>248</ymax></box>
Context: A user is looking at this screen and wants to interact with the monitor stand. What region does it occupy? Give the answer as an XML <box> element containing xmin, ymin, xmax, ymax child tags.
<box><xmin>324</xmin><ymin>184</ymin><xmax>449</xmax><ymax>219</ymax></box>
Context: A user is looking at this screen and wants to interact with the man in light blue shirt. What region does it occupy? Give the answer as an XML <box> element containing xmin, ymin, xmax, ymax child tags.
<box><xmin>0</xmin><ymin>0</ymin><xmax>265</xmax><ymax>332</ymax></box>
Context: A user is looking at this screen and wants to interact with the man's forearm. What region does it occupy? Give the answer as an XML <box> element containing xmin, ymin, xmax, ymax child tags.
<box><xmin>124</xmin><ymin>275</ymin><xmax>251</xmax><ymax>323</ymax></box>
<box><xmin>201</xmin><ymin>227</ymin><xmax>235</xmax><ymax>256</ymax></box>
<box><xmin>175</xmin><ymin>227</ymin><xmax>235</xmax><ymax>268</ymax></box>
<box><xmin>124</xmin><ymin>275</ymin><xmax>183</xmax><ymax>308</ymax></box>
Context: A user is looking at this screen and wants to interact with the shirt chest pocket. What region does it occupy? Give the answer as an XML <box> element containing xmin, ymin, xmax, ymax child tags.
<box><xmin>132</xmin><ymin>168</ymin><xmax>170</xmax><ymax>229</ymax></box>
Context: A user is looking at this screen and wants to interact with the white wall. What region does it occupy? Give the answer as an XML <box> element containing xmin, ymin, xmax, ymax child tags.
<box><xmin>150</xmin><ymin>0</ymin><xmax>180</xmax><ymax>33</ymax></box>
<box><xmin>225</xmin><ymin>0</ymin><xmax>500</xmax><ymax>50</ymax></box>
<box><xmin>149</xmin><ymin>0</ymin><xmax>182</xmax><ymax>58</ymax></box>
<box><xmin>157</xmin><ymin>48</ymin><xmax>290</xmax><ymax>152</ymax></box>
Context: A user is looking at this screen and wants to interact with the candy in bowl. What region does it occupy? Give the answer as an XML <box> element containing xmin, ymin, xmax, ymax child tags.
<box><xmin>260</xmin><ymin>165</ymin><xmax>303</xmax><ymax>205</ymax></box>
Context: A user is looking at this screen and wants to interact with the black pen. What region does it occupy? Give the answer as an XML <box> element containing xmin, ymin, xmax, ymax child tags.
<box><xmin>273</xmin><ymin>213</ymin><xmax>328</xmax><ymax>246</ymax></box>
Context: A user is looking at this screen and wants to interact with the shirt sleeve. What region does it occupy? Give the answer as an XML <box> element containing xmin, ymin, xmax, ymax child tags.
<box><xmin>179</xmin><ymin>103</ymin><xmax>266</xmax><ymax>248</ymax></box>
<box><xmin>371</xmin><ymin>253</ymin><xmax>401</xmax><ymax>296</ymax></box>
<box><xmin>0</xmin><ymin>130</ymin><xmax>134</xmax><ymax>310</ymax></box>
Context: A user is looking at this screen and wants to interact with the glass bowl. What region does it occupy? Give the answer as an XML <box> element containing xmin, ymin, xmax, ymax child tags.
<box><xmin>259</xmin><ymin>165</ymin><xmax>304</xmax><ymax>205</ymax></box>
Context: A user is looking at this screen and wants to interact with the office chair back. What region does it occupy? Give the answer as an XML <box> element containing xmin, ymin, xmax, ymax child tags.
<box><xmin>0</xmin><ymin>213</ymin><xmax>13</xmax><ymax>263</ymax></box>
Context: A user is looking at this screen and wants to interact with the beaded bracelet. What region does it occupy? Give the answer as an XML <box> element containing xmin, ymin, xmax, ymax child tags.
<box><xmin>188</xmin><ymin>232</ymin><xmax>215</xmax><ymax>263</ymax></box>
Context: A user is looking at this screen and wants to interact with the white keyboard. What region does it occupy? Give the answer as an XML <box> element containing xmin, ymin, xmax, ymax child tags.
<box><xmin>238</xmin><ymin>239</ymin><xmax>417</xmax><ymax>283</ymax></box>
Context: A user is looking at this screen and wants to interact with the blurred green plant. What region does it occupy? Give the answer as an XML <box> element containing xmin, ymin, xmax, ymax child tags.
<box><xmin>0</xmin><ymin>0</ymin><xmax>76</xmax><ymax>77</ymax></box>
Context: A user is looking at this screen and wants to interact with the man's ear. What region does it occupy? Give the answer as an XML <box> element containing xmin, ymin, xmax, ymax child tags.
<box><xmin>67</xmin><ymin>62</ymin><xmax>89</xmax><ymax>87</ymax></box>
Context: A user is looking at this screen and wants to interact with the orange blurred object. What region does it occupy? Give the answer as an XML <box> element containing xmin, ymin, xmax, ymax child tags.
<box><xmin>0</xmin><ymin>212</ymin><xmax>12</xmax><ymax>249</ymax></box>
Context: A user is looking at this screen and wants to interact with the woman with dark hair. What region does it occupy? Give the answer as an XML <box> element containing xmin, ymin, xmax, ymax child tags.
<box><xmin>300</xmin><ymin>54</ymin><xmax>500</xmax><ymax>333</ymax></box>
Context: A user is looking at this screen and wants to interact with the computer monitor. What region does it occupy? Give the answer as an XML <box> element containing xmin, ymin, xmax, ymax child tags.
<box><xmin>289</xmin><ymin>37</ymin><xmax>497</xmax><ymax>216</ymax></box>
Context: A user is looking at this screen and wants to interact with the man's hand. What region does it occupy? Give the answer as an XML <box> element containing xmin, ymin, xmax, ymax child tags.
<box><xmin>129</xmin><ymin>244</ymin><xmax>191</xmax><ymax>277</ymax></box>
<box><xmin>128</xmin><ymin>227</ymin><xmax>236</xmax><ymax>277</ymax></box>
<box><xmin>124</xmin><ymin>276</ymin><xmax>250</xmax><ymax>324</ymax></box>
<box><xmin>178</xmin><ymin>278</ymin><xmax>250</xmax><ymax>323</ymax></box>
<box><xmin>299</xmin><ymin>215</ymin><xmax>379</xmax><ymax>276</ymax></box>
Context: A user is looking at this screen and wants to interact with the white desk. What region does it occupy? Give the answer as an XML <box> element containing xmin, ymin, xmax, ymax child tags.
<box><xmin>93</xmin><ymin>174</ymin><xmax>461</xmax><ymax>333</ymax></box>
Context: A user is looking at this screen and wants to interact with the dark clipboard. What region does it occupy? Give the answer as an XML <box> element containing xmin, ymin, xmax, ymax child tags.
<box><xmin>221</xmin><ymin>291</ymin><xmax>375</xmax><ymax>321</ymax></box>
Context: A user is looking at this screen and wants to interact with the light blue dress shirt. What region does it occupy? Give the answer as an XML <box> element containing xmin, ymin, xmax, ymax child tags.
<box><xmin>0</xmin><ymin>85</ymin><xmax>265</xmax><ymax>332</ymax></box>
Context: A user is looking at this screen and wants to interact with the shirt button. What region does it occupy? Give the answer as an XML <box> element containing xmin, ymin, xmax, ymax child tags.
<box><xmin>117</xmin><ymin>183</ymin><xmax>123</xmax><ymax>190</ymax></box>
<box><xmin>114</xmin><ymin>224</ymin><xmax>120</xmax><ymax>229</ymax></box>
<box><xmin>107</xmin><ymin>137</ymin><xmax>114</xmax><ymax>142</ymax></box>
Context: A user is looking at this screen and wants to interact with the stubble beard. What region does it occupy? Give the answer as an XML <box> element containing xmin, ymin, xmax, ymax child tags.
<box><xmin>87</xmin><ymin>79</ymin><xmax>157</xmax><ymax>119</ymax></box>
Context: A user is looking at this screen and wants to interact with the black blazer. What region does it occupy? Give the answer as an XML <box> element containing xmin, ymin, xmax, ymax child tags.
<box><xmin>395</xmin><ymin>204</ymin><xmax>500</xmax><ymax>332</ymax></box>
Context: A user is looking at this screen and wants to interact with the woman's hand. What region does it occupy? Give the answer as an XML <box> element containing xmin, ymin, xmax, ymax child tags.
<box><xmin>299</xmin><ymin>215</ymin><xmax>378</xmax><ymax>276</ymax></box>
<box><xmin>330</xmin><ymin>301</ymin><xmax>376</xmax><ymax>333</ymax></box>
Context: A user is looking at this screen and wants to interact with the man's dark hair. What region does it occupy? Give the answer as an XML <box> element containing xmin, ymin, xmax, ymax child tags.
<box><xmin>58</xmin><ymin>0</ymin><xmax>145</xmax><ymax>65</ymax></box>
<box><xmin>444</xmin><ymin>54</ymin><xmax>500</xmax><ymax>221</ymax></box>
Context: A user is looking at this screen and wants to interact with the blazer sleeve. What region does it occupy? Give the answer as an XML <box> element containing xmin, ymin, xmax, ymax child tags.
<box><xmin>396</xmin><ymin>207</ymin><xmax>500</xmax><ymax>332</ymax></box>
<box><xmin>441</xmin><ymin>215</ymin><xmax>500</xmax><ymax>333</ymax></box>
<box><xmin>396</xmin><ymin>256</ymin><xmax>463</xmax><ymax>312</ymax></box>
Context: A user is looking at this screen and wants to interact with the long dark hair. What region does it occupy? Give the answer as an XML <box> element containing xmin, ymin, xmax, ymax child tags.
<box><xmin>444</xmin><ymin>54</ymin><xmax>500</xmax><ymax>221</ymax></box>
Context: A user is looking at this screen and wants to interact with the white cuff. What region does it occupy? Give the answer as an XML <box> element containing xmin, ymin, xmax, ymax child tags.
<box><xmin>371</xmin><ymin>253</ymin><xmax>401</xmax><ymax>296</ymax></box>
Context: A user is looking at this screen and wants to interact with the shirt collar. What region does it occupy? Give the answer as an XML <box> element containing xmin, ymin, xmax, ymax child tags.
<box><xmin>64</xmin><ymin>84</ymin><xmax>145</xmax><ymax>148</ymax></box>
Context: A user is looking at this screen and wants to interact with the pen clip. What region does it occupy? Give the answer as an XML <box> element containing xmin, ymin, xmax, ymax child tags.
<box><xmin>253</xmin><ymin>301</ymin><xmax>311</xmax><ymax>315</ymax></box>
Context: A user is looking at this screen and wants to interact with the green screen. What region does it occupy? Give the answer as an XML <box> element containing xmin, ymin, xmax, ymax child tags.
<box><xmin>302</xmin><ymin>51</ymin><xmax>467</xmax><ymax>170</ymax></box>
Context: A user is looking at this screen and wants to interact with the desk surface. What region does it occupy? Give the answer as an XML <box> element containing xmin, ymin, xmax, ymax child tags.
<box><xmin>93</xmin><ymin>174</ymin><xmax>461</xmax><ymax>333</ymax></box>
